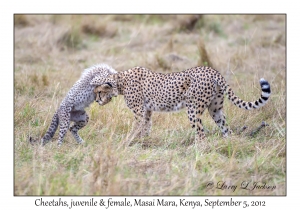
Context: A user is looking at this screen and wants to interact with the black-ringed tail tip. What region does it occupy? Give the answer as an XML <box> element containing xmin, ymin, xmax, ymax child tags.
<box><xmin>253</xmin><ymin>78</ymin><xmax>271</xmax><ymax>109</ymax></box>
<box><xmin>260</xmin><ymin>78</ymin><xmax>271</xmax><ymax>98</ymax></box>
<box><xmin>225</xmin><ymin>77</ymin><xmax>271</xmax><ymax>110</ymax></box>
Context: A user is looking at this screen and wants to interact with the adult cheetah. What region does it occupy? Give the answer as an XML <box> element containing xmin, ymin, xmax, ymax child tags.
<box><xmin>40</xmin><ymin>63</ymin><xmax>117</xmax><ymax>147</ymax></box>
<box><xmin>91</xmin><ymin>66</ymin><xmax>271</xmax><ymax>143</ymax></box>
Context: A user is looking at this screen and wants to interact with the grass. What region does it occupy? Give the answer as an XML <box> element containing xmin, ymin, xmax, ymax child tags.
<box><xmin>14</xmin><ymin>14</ymin><xmax>286</xmax><ymax>195</ymax></box>
<box><xmin>14</xmin><ymin>14</ymin><xmax>29</xmax><ymax>27</ymax></box>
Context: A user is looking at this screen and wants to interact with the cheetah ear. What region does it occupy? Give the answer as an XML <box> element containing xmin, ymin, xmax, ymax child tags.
<box><xmin>101</xmin><ymin>83</ymin><xmax>113</xmax><ymax>91</ymax></box>
<box><xmin>105</xmin><ymin>82</ymin><xmax>113</xmax><ymax>88</ymax></box>
<box><xmin>93</xmin><ymin>83</ymin><xmax>112</xmax><ymax>93</ymax></box>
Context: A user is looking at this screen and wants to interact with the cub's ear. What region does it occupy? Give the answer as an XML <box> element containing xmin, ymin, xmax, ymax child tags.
<box><xmin>90</xmin><ymin>76</ymin><xmax>104</xmax><ymax>86</ymax></box>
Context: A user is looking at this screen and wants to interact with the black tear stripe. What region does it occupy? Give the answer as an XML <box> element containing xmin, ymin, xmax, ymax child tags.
<box><xmin>98</xmin><ymin>92</ymin><xmax>102</xmax><ymax>102</ymax></box>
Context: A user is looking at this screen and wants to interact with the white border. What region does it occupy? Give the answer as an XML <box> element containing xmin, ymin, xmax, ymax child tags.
<box><xmin>5</xmin><ymin>1</ymin><xmax>295</xmax><ymax>209</ymax></box>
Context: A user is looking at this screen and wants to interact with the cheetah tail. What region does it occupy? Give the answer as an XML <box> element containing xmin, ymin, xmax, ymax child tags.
<box><xmin>223</xmin><ymin>78</ymin><xmax>271</xmax><ymax>110</ymax></box>
<box><xmin>41</xmin><ymin>111</ymin><xmax>59</xmax><ymax>145</ymax></box>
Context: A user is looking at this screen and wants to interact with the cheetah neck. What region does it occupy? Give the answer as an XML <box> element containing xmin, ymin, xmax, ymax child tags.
<box><xmin>114</xmin><ymin>72</ymin><xmax>125</xmax><ymax>95</ymax></box>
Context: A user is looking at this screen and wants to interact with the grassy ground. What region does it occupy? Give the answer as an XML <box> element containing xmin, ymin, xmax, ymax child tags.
<box><xmin>14</xmin><ymin>14</ymin><xmax>286</xmax><ymax>195</ymax></box>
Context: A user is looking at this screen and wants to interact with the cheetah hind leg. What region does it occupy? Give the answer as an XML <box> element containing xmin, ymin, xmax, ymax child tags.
<box><xmin>69</xmin><ymin>110</ymin><xmax>89</xmax><ymax>144</ymax></box>
<box><xmin>185</xmin><ymin>104</ymin><xmax>213</xmax><ymax>152</ymax></box>
<box><xmin>208</xmin><ymin>97</ymin><xmax>231</xmax><ymax>137</ymax></box>
<box><xmin>188</xmin><ymin>105</ymin><xmax>207</xmax><ymax>142</ymax></box>
<box><xmin>56</xmin><ymin>109</ymin><xmax>71</xmax><ymax>147</ymax></box>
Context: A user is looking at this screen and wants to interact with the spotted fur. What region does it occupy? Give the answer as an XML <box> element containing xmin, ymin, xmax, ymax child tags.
<box><xmin>41</xmin><ymin>64</ymin><xmax>117</xmax><ymax>147</ymax></box>
<box><xmin>91</xmin><ymin>66</ymin><xmax>271</xmax><ymax>143</ymax></box>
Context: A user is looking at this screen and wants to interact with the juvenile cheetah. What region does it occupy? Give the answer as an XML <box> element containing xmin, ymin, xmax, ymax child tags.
<box><xmin>41</xmin><ymin>64</ymin><xmax>117</xmax><ymax>147</ymax></box>
<box><xmin>91</xmin><ymin>66</ymin><xmax>271</xmax><ymax>143</ymax></box>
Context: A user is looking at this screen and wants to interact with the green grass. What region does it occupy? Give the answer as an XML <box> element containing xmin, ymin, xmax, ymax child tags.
<box><xmin>14</xmin><ymin>14</ymin><xmax>286</xmax><ymax>196</ymax></box>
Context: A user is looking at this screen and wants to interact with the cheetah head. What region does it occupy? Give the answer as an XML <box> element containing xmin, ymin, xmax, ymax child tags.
<box><xmin>92</xmin><ymin>77</ymin><xmax>118</xmax><ymax>106</ymax></box>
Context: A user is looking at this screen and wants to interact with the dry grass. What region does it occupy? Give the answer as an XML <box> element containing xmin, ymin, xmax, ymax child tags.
<box><xmin>14</xmin><ymin>14</ymin><xmax>30</xmax><ymax>27</ymax></box>
<box><xmin>177</xmin><ymin>14</ymin><xmax>203</xmax><ymax>31</ymax></box>
<box><xmin>81</xmin><ymin>19</ymin><xmax>117</xmax><ymax>38</ymax></box>
<box><xmin>197</xmin><ymin>38</ymin><xmax>214</xmax><ymax>67</ymax></box>
<box><xmin>14</xmin><ymin>14</ymin><xmax>286</xmax><ymax>196</ymax></box>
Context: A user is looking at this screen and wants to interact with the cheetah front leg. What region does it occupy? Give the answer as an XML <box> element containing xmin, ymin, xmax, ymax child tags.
<box><xmin>69</xmin><ymin>110</ymin><xmax>89</xmax><ymax>144</ymax></box>
<box><xmin>140</xmin><ymin>110</ymin><xmax>152</xmax><ymax>137</ymax></box>
<box><xmin>125</xmin><ymin>108</ymin><xmax>151</xmax><ymax>146</ymax></box>
<box><xmin>126</xmin><ymin>115</ymin><xmax>144</xmax><ymax>145</ymax></box>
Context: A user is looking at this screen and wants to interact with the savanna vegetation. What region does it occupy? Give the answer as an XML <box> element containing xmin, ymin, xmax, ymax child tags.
<box><xmin>14</xmin><ymin>14</ymin><xmax>285</xmax><ymax>195</ymax></box>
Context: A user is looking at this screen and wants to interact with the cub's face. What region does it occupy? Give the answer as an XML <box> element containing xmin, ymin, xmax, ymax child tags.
<box><xmin>94</xmin><ymin>82</ymin><xmax>118</xmax><ymax>106</ymax></box>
